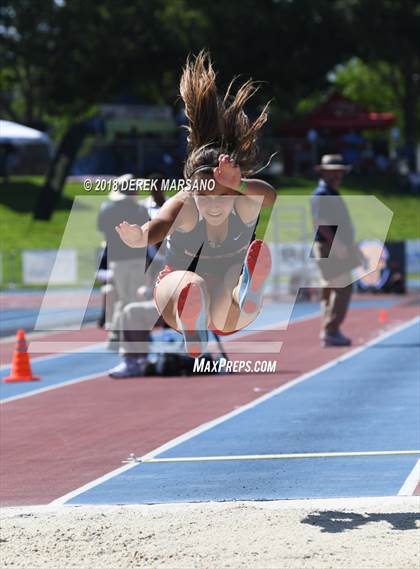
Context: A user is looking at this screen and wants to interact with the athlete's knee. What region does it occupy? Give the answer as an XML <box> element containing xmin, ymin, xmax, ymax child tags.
<box><xmin>210</xmin><ymin>311</ymin><xmax>236</xmax><ymax>333</ymax></box>
<box><xmin>212</xmin><ymin>321</ymin><xmax>239</xmax><ymax>335</ymax></box>
<box><xmin>178</xmin><ymin>271</ymin><xmax>205</xmax><ymax>288</ymax></box>
<box><xmin>178</xmin><ymin>273</ymin><xmax>209</xmax><ymax>302</ymax></box>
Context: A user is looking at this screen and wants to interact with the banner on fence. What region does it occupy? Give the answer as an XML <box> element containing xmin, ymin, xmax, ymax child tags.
<box><xmin>22</xmin><ymin>249</ymin><xmax>77</xmax><ymax>285</ymax></box>
<box><xmin>406</xmin><ymin>239</ymin><xmax>420</xmax><ymax>275</ymax></box>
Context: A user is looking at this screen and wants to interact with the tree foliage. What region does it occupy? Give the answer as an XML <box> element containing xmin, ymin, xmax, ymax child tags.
<box><xmin>0</xmin><ymin>0</ymin><xmax>418</xmax><ymax>163</ymax></box>
<box><xmin>346</xmin><ymin>0</ymin><xmax>420</xmax><ymax>165</ymax></box>
<box><xmin>330</xmin><ymin>57</ymin><xmax>411</xmax><ymax>134</ymax></box>
<box><xmin>0</xmin><ymin>0</ymin><xmax>206</xmax><ymax>125</ymax></box>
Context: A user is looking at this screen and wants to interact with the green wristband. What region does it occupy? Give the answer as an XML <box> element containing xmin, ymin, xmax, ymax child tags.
<box><xmin>237</xmin><ymin>180</ymin><xmax>248</xmax><ymax>192</ymax></box>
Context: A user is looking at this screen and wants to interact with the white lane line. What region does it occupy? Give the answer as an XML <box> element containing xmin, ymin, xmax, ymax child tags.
<box><xmin>205</xmin><ymin>310</ymin><xmax>319</xmax><ymax>353</ymax></box>
<box><xmin>0</xmin><ymin>342</ymin><xmax>106</xmax><ymax>371</ymax></box>
<box><xmin>1</xmin><ymin>306</ymin><xmax>319</xmax><ymax>362</ymax></box>
<box><xmin>0</xmin><ymin>321</ymin><xmax>98</xmax><ymax>343</ymax></box>
<box><xmin>398</xmin><ymin>460</ymin><xmax>420</xmax><ymax>496</ymax></box>
<box><xmin>0</xmin><ymin>370</ymin><xmax>110</xmax><ymax>404</ymax></box>
<box><xmin>224</xmin><ymin>309</ymin><xmax>320</xmax><ymax>341</ymax></box>
<box><xmin>0</xmin><ymin>310</ymin><xmax>318</xmax><ymax>401</ymax></box>
<box><xmin>130</xmin><ymin>450</ymin><xmax>420</xmax><ymax>464</ymax></box>
<box><xmin>28</xmin><ymin>340</ymin><xmax>284</xmax><ymax>354</ymax></box>
<box><xmin>24</xmin><ymin>310</ymin><xmax>320</xmax><ymax>355</ymax></box>
<box><xmin>50</xmin><ymin>462</ymin><xmax>143</xmax><ymax>506</ymax></box>
<box><xmin>51</xmin><ymin>315</ymin><xmax>420</xmax><ymax>505</ymax></box>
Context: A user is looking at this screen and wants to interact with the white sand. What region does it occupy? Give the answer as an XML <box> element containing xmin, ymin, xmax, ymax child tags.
<box><xmin>1</xmin><ymin>497</ymin><xmax>419</xmax><ymax>569</ymax></box>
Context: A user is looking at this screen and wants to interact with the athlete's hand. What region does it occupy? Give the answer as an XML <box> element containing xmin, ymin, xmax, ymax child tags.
<box><xmin>115</xmin><ymin>221</ymin><xmax>147</xmax><ymax>248</ymax></box>
<box><xmin>213</xmin><ymin>154</ymin><xmax>242</xmax><ymax>190</ymax></box>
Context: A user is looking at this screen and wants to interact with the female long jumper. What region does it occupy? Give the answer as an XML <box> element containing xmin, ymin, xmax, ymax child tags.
<box><xmin>116</xmin><ymin>52</ymin><xmax>276</xmax><ymax>357</ymax></box>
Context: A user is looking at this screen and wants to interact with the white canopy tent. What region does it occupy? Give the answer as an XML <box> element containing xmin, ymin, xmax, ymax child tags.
<box><xmin>0</xmin><ymin>120</ymin><xmax>51</xmax><ymax>145</ymax></box>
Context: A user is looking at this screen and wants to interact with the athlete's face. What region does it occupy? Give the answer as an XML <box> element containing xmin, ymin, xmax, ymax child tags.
<box><xmin>192</xmin><ymin>173</ymin><xmax>235</xmax><ymax>226</ymax></box>
<box><xmin>195</xmin><ymin>194</ymin><xmax>235</xmax><ymax>225</ymax></box>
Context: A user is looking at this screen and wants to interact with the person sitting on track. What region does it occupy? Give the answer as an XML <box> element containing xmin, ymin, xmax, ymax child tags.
<box><xmin>115</xmin><ymin>51</ymin><xmax>276</xmax><ymax>357</ymax></box>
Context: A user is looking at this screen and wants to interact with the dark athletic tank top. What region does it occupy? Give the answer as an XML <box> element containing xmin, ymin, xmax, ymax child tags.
<box><xmin>165</xmin><ymin>209</ymin><xmax>258</xmax><ymax>275</ymax></box>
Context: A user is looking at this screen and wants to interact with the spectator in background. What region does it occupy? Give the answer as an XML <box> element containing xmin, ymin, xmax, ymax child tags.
<box><xmin>108</xmin><ymin>279</ymin><xmax>161</xmax><ymax>378</ymax></box>
<box><xmin>108</xmin><ymin>173</ymin><xmax>167</xmax><ymax>377</ymax></box>
<box><xmin>108</xmin><ymin>274</ymin><xmax>162</xmax><ymax>378</ymax></box>
<box><xmin>142</xmin><ymin>172</ymin><xmax>166</xmax><ymax>213</ymax></box>
<box><xmin>97</xmin><ymin>174</ymin><xmax>149</xmax><ymax>349</ymax></box>
<box><xmin>311</xmin><ymin>154</ymin><xmax>364</xmax><ymax>347</ymax></box>
<box><xmin>96</xmin><ymin>244</ymin><xmax>116</xmax><ymax>330</ymax></box>
<box><xmin>141</xmin><ymin>172</ymin><xmax>167</xmax><ymax>271</ymax></box>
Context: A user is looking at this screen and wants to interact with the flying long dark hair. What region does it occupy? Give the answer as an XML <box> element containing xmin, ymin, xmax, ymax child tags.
<box><xmin>180</xmin><ymin>51</ymin><xmax>270</xmax><ymax>179</ymax></box>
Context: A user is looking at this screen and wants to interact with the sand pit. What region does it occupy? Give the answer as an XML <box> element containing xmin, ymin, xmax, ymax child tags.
<box><xmin>1</xmin><ymin>497</ymin><xmax>419</xmax><ymax>568</ymax></box>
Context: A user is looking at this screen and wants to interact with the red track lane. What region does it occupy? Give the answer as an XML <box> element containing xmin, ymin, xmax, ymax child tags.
<box><xmin>1</xmin><ymin>302</ymin><xmax>418</xmax><ymax>506</ymax></box>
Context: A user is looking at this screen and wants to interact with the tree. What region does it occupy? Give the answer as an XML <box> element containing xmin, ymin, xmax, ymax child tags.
<box><xmin>0</xmin><ymin>0</ymin><xmax>61</xmax><ymax>126</ymax></box>
<box><xmin>332</xmin><ymin>57</ymin><xmax>406</xmax><ymax>126</ymax></box>
<box><xmin>0</xmin><ymin>0</ymin><xmax>207</xmax><ymax>127</ymax></box>
<box><xmin>349</xmin><ymin>0</ymin><xmax>420</xmax><ymax>168</ymax></box>
<box><xmin>187</xmin><ymin>0</ymin><xmax>354</xmax><ymax>118</ymax></box>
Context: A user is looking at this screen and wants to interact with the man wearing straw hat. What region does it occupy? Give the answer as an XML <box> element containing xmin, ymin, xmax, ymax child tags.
<box><xmin>311</xmin><ymin>154</ymin><xmax>363</xmax><ymax>347</ymax></box>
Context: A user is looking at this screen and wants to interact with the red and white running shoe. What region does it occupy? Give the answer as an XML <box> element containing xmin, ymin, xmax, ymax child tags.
<box><xmin>177</xmin><ymin>283</ymin><xmax>209</xmax><ymax>357</ymax></box>
<box><xmin>238</xmin><ymin>240</ymin><xmax>272</xmax><ymax>314</ymax></box>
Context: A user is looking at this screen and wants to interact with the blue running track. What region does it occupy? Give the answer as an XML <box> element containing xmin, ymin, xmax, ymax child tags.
<box><xmin>66</xmin><ymin>319</ymin><xmax>420</xmax><ymax>504</ymax></box>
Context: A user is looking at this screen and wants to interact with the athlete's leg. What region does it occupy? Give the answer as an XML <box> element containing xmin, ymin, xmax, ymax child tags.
<box><xmin>154</xmin><ymin>270</ymin><xmax>210</xmax><ymax>356</ymax></box>
<box><xmin>209</xmin><ymin>264</ymin><xmax>258</xmax><ymax>333</ymax></box>
<box><xmin>209</xmin><ymin>241</ymin><xmax>272</xmax><ymax>334</ymax></box>
<box><xmin>233</xmin><ymin>240</ymin><xmax>272</xmax><ymax>313</ymax></box>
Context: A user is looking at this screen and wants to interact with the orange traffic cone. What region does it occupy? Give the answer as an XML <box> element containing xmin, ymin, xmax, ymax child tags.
<box><xmin>3</xmin><ymin>329</ymin><xmax>39</xmax><ymax>383</ymax></box>
<box><xmin>378</xmin><ymin>308</ymin><xmax>389</xmax><ymax>324</ymax></box>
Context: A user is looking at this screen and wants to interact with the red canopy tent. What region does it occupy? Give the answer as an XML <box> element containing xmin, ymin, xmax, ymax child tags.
<box><xmin>280</xmin><ymin>92</ymin><xmax>395</xmax><ymax>135</ymax></box>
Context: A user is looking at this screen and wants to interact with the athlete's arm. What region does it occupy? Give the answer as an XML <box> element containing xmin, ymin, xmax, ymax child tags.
<box><xmin>116</xmin><ymin>193</ymin><xmax>198</xmax><ymax>248</ymax></box>
<box><xmin>214</xmin><ymin>154</ymin><xmax>276</xmax><ymax>224</ymax></box>
<box><xmin>233</xmin><ymin>179</ymin><xmax>276</xmax><ymax>225</ymax></box>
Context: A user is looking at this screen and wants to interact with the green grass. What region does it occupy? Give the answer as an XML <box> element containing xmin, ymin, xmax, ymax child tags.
<box><xmin>272</xmin><ymin>175</ymin><xmax>420</xmax><ymax>242</ymax></box>
<box><xmin>0</xmin><ymin>174</ymin><xmax>419</xmax><ymax>285</ymax></box>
